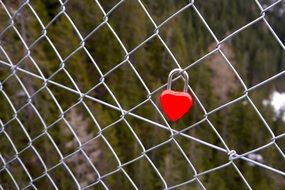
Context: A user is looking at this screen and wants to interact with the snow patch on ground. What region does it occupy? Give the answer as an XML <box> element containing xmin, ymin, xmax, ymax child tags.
<box><xmin>263</xmin><ymin>91</ymin><xmax>285</xmax><ymax>121</ymax></box>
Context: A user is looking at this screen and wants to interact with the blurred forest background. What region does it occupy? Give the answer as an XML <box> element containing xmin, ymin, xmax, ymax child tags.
<box><xmin>0</xmin><ymin>0</ymin><xmax>285</xmax><ymax>189</ymax></box>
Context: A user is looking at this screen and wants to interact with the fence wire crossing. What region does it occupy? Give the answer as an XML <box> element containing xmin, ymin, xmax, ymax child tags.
<box><xmin>0</xmin><ymin>0</ymin><xmax>285</xmax><ymax>189</ymax></box>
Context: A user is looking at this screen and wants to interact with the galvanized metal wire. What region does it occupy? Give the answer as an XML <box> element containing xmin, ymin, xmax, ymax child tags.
<box><xmin>0</xmin><ymin>0</ymin><xmax>285</xmax><ymax>189</ymax></box>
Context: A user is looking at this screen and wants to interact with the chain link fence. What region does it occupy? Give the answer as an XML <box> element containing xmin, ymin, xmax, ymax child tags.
<box><xmin>0</xmin><ymin>0</ymin><xmax>285</xmax><ymax>189</ymax></box>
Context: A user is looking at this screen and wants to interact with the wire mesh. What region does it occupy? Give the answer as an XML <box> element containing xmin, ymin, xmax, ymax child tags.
<box><xmin>0</xmin><ymin>0</ymin><xmax>285</xmax><ymax>189</ymax></box>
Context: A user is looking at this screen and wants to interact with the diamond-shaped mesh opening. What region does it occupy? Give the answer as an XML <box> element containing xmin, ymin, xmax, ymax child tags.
<box><xmin>48</xmin><ymin>77</ymin><xmax>80</xmax><ymax>111</ymax></box>
<box><xmin>0</xmin><ymin>75</ymin><xmax>29</xmax><ymax>110</ymax></box>
<box><xmin>223</xmin><ymin>21</ymin><xmax>284</xmax><ymax>87</ymax></box>
<box><xmin>64</xmin><ymin>0</ymin><xmax>104</xmax><ymax>38</ymax></box>
<box><xmin>8</xmin><ymin>158</ymin><xmax>31</xmax><ymax>189</ymax></box>
<box><xmin>16</xmin><ymin>57</ymin><xmax>45</xmax><ymax>85</ymax></box>
<box><xmin>46</xmin><ymin>14</ymin><xmax>81</xmax><ymax>59</ymax></box>
<box><xmin>65</xmin><ymin>150</ymin><xmax>98</xmax><ymax>188</ymax></box>
<box><xmin>124</xmin><ymin>156</ymin><xmax>165</xmax><ymax>189</ymax></box>
<box><xmin>129</xmin><ymin>98</ymin><xmax>165</xmax><ymax>123</ymax></box>
<box><xmin>175</xmin><ymin>126</ymin><xmax>229</xmax><ymax>172</ymax></box>
<box><xmin>194</xmin><ymin>0</ymin><xmax>261</xmax><ymax>40</ymax></box>
<box><xmin>128</xmin><ymin>36</ymin><xmax>177</xmax><ymax>91</ymax></box>
<box><xmin>14</xmin><ymin>67</ymin><xmax>43</xmax><ymax>96</ymax></box>
<box><xmin>262</xmin><ymin>2</ymin><xmax>285</xmax><ymax>45</ymax></box>
<box><xmin>82</xmin><ymin>135</ymin><xmax>119</xmax><ymax>176</ymax></box>
<box><xmin>18</xmin><ymin>147</ymin><xmax>45</xmax><ymax>179</ymax></box>
<box><xmin>102</xmin><ymin>120</ymin><xmax>143</xmax><ymax>163</ymax></box>
<box><xmin>46</xmin><ymin>68</ymin><xmax>75</xmax><ymax>90</ymax></box>
<box><xmin>83</xmin><ymin>85</ymin><xmax>122</xmax><ymax>128</ymax></box>
<box><xmin>104</xmin><ymin>63</ymin><xmax>149</xmax><ymax>110</ymax></box>
<box><xmin>17</xmin><ymin>104</ymin><xmax>45</xmax><ymax>138</ymax></box>
<box><xmin>3</xmin><ymin>120</ymin><xmax>30</xmax><ymax>152</ymax></box>
<box><xmin>48</xmin><ymin>163</ymin><xmax>78</xmax><ymax>190</ymax></box>
<box><xmin>208</xmin><ymin>99</ymin><xmax>273</xmax><ymax>153</ymax></box>
<box><xmin>146</xmin><ymin>140</ymin><xmax>196</xmax><ymax>187</ymax></box>
<box><xmin>175</xmin><ymin>120</ymin><xmax>226</xmax><ymax>150</ymax></box>
<box><xmin>32</xmin><ymin>134</ymin><xmax>61</xmax><ymax>169</ymax></box>
<box><xmin>10</xmin><ymin>4</ymin><xmax>43</xmax><ymax>47</ymax></box>
<box><xmin>125</xmin><ymin>114</ymin><xmax>171</xmax><ymax>149</ymax></box>
<box><xmin>0</xmin><ymin>26</ymin><xmax>26</xmax><ymax>64</ymax></box>
<box><xmin>63</xmin><ymin>49</ymin><xmax>101</xmax><ymax>93</ymax></box>
<box><xmin>28</xmin><ymin>37</ymin><xmax>61</xmax><ymax>78</ymax></box>
<box><xmin>158</xmin><ymin>5</ymin><xmax>217</xmax><ymax>66</ymax></box>
<box><xmin>29</xmin><ymin>1</ymin><xmax>62</xmax><ymax>26</ymax></box>
<box><xmin>64</xmin><ymin>104</ymin><xmax>99</xmax><ymax>144</ymax></box>
<box><xmin>0</xmin><ymin>169</ymin><xmax>18</xmax><ymax>190</ymax></box>
<box><xmin>107</xmin><ymin>0</ymin><xmax>155</xmax><ymax>51</ymax></box>
<box><xmin>31</xmin><ymin>87</ymin><xmax>61</xmax><ymax>126</ymax></box>
<box><xmin>84</xmin><ymin>24</ymin><xmax>125</xmax><ymax>74</ymax></box>
<box><xmin>47</xmin><ymin>119</ymin><xmax>80</xmax><ymax>157</ymax></box>
<box><xmin>0</xmin><ymin>132</ymin><xmax>17</xmax><ymax>161</ymax></box>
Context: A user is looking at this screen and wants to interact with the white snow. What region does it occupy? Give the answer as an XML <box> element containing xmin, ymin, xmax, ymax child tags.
<box><xmin>263</xmin><ymin>91</ymin><xmax>285</xmax><ymax>121</ymax></box>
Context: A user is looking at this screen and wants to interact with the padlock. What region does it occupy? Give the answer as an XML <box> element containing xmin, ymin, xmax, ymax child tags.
<box><xmin>160</xmin><ymin>68</ymin><xmax>193</xmax><ymax>122</ymax></box>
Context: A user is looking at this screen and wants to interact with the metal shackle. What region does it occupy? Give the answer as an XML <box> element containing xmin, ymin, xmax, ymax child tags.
<box><xmin>167</xmin><ymin>68</ymin><xmax>189</xmax><ymax>92</ymax></box>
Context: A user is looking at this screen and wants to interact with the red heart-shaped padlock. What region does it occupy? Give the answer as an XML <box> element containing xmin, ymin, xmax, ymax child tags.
<box><xmin>160</xmin><ymin>90</ymin><xmax>193</xmax><ymax>122</ymax></box>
